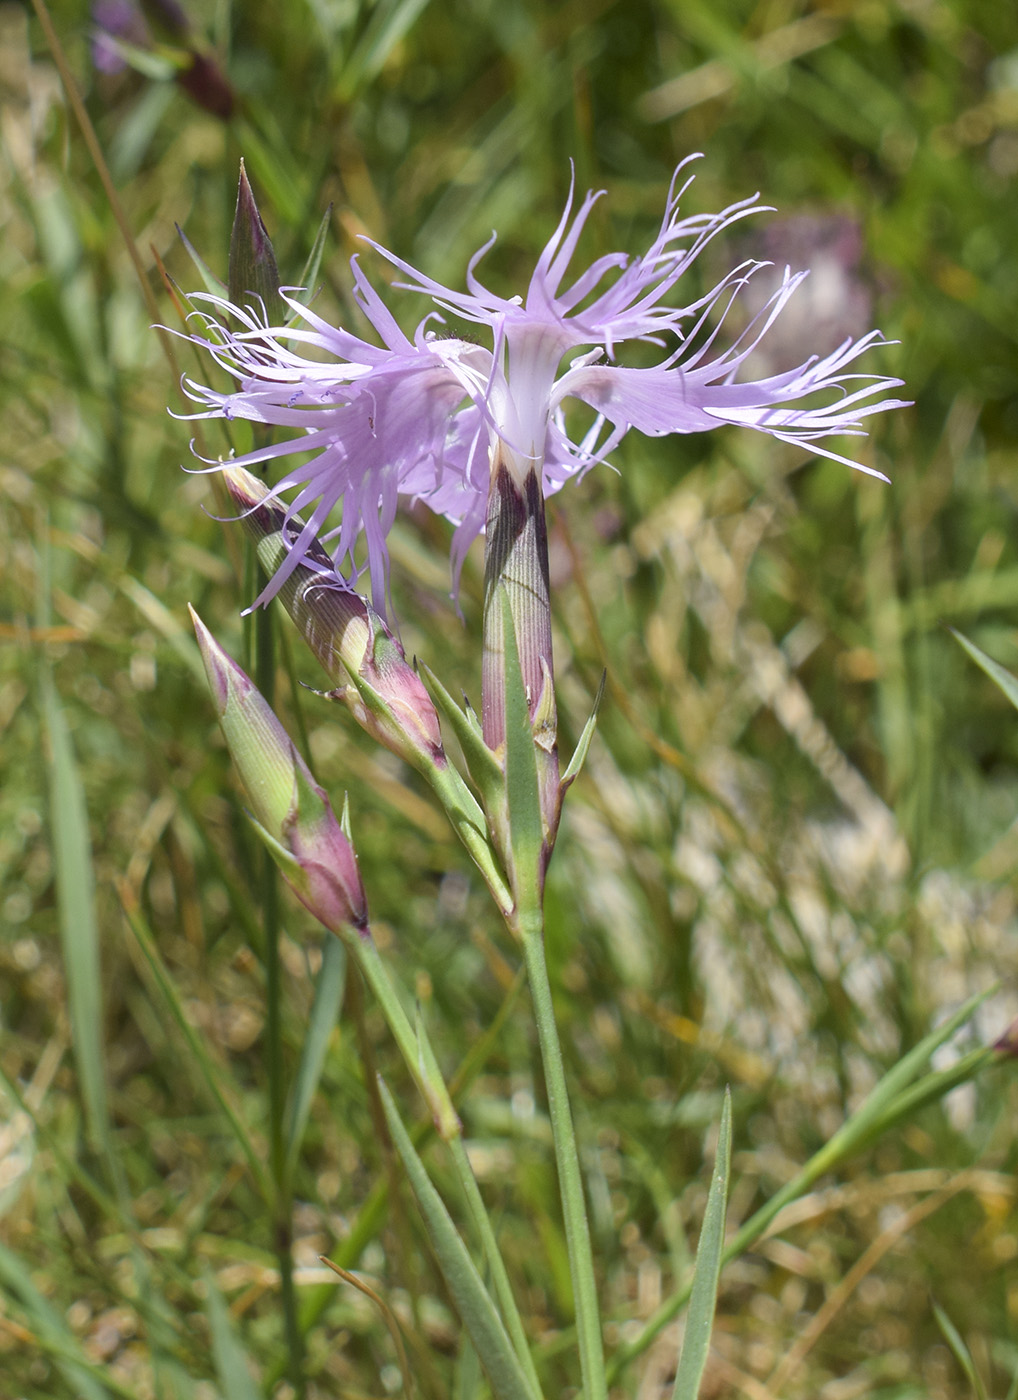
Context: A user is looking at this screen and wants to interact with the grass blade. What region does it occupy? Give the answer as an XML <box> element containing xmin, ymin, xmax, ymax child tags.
<box><xmin>950</xmin><ymin>628</ymin><xmax>1018</xmax><ymax>713</ymax></box>
<box><xmin>338</xmin><ymin>0</ymin><xmax>435</xmax><ymax>98</ymax></box>
<box><xmin>320</xmin><ymin>1257</ymin><xmax>415</xmax><ymax>1397</ymax></box>
<box><xmin>205</xmin><ymin>1273</ymin><xmax>262</xmax><ymax>1400</ymax></box>
<box><xmin>285</xmin><ymin>934</ymin><xmax>347</xmax><ymax>1183</ymax></box>
<box><xmin>454</xmin><ymin>1332</ymin><xmax>485</xmax><ymax>1400</ymax></box>
<box><xmin>609</xmin><ymin>990</ymin><xmax>991</xmax><ymax>1382</ymax></box>
<box><xmin>862</xmin><ymin>1045</ymin><xmax>995</xmax><ymax>1145</ymax></box>
<box><xmin>672</xmin><ymin>1090</ymin><xmax>732</xmax><ymax>1400</ymax></box>
<box><xmin>176</xmin><ymin>223</ymin><xmax>227</xmax><ymax>296</ymax></box>
<box><xmin>1005</xmin><ymin>1353</ymin><xmax>1018</xmax><ymax>1400</ymax></box>
<box><xmin>933</xmin><ymin>1301</ymin><xmax>988</xmax><ymax>1400</ymax></box>
<box><xmin>41</xmin><ymin>669</ymin><xmax>109</xmax><ymax>1153</ymax></box>
<box><xmin>286</xmin><ymin>204</ymin><xmax>333</xmax><ymax>322</ymax></box>
<box><xmin>378</xmin><ymin>1079</ymin><xmax>541</xmax><ymax>1400</ymax></box>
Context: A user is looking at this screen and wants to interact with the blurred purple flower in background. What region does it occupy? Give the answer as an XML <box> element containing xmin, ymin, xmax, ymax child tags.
<box><xmin>179</xmin><ymin>158</ymin><xmax>908</xmax><ymax>608</ymax></box>
<box><xmin>91</xmin><ymin>0</ymin><xmax>233</xmax><ymax>119</ymax></box>
<box><xmin>91</xmin><ymin>0</ymin><xmax>148</xmax><ymax>73</ymax></box>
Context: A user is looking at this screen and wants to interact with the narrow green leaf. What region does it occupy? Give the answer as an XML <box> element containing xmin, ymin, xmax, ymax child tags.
<box><xmin>560</xmin><ymin>670</ymin><xmax>607</xmax><ymax>788</ymax></box>
<box><xmin>41</xmin><ymin>670</ymin><xmax>109</xmax><ymax>1152</ymax></box>
<box><xmin>102</xmin><ymin>35</ymin><xmax>177</xmax><ymax>80</ymax></box>
<box><xmin>420</xmin><ymin>661</ymin><xmax>504</xmax><ymax>796</ymax></box>
<box><xmin>821</xmin><ymin>991</ymin><xmax>992</xmax><ymax>1152</ymax></box>
<box><xmin>0</xmin><ymin>1066</ymin><xmax>116</xmax><ymax>1221</ymax></box>
<box><xmin>951</xmin><ymin>628</ymin><xmax>1018</xmax><ymax>713</ymax></box>
<box><xmin>933</xmin><ymin>1302</ymin><xmax>988</xmax><ymax>1400</ymax></box>
<box><xmin>862</xmin><ymin>1045</ymin><xmax>994</xmax><ymax>1145</ymax></box>
<box><xmin>672</xmin><ymin>1091</ymin><xmax>732</xmax><ymax>1400</ymax></box>
<box><xmin>500</xmin><ymin>589</ymin><xmax>543</xmax><ymax>896</ymax></box>
<box><xmin>285</xmin><ymin>935</ymin><xmax>347</xmax><ymax>1182</ymax></box>
<box><xmin>378</xmin><ymin>1080</ymin><xmax>539</xmax><ymax>1400</ymax></box>
<box><xmin>205</xmin><ymin>1273</ymin><xmax>262</xmax><ymax>1400</ymax></box>
<box><xmin>109</xmin><ymin>82</ymin><xmax>175</xmax><ymax>183</ymax></box>
<box><xmin>175</xmin><ymin>223</ymin><xmax>226</xmax><ymax>296</ymax></box>
<box><xmin>286</xmin><ymin>203</ymin><xmax>333</xmax><ymax>323</ymax></box>
<box><xmin>0</xmin><ymin>1073</ymin><xmax>192</xmax><ymax>1386</ymax></box>
<box><xmin>267</xmin><ymin>968</ymin><xmax>527</xmax><ymax>1391</ymax></box>
<box><xmin>151</xmin><ymin>1355</ymin><xmax>201</xmax><ymax>1400</ymax></box>
<box><xmin>338</xmin><ymin>0</ymin><xmax>435</xmax><ymax>98</ymax></box>
<box><xmin>412</xmin><ymin>1012</ymin><xmax>542</xmax><ymax>1394</ymax></box>
<box><xmin>608</xmin><ymin>989</ymin><xmax>992</xmax><ymax>1384</ymax></box>
<box><xmin>447</xmin><ymin>1129</ymin><xmax>545</xmax><ymax>1399</ymax></box>
<box><xmin>414</xmin><ymin>1005</ymin><xmax>461</xmax><ymax>1141</ymax></box>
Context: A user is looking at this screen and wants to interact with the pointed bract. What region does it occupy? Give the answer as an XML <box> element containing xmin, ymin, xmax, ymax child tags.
<box><xmin>228</xmin><ymin>162</ymin><xmax>282</xmax><ymax>323</ymax></box>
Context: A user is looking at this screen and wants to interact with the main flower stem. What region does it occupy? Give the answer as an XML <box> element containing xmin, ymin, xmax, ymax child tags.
<box><xmin>481</xmin><ymin>443</ymin><xmax>602</xmax><ymax>1396</ymax></box>
<box><xmin>516</xmin><ymin>900</ymin><xmax>606</xmax><ymax>1400</ymax></box>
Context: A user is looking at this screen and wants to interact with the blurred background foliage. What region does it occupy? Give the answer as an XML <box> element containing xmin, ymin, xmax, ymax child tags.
<box><xmin>3</xmin><ymin>0</ymin><xmax>1018</xmax><ymax>1396</ymax></box>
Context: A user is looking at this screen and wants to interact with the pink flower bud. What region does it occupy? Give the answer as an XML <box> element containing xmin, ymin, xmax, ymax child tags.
<box><xmin>191</xmin><ymin>607</ymin><xmax>367</xmax><ymax>935</ymax></box>
<box><xmin>221</xmin><ymin>466</ymin><xmax>446</xmax><ymax>771</ymax></box>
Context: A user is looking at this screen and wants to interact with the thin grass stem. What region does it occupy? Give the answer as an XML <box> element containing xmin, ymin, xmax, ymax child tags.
<box><xmin>254</xmin><ymin>595</ymin><xmax>304</xmax><ymax>1392</ymax></box>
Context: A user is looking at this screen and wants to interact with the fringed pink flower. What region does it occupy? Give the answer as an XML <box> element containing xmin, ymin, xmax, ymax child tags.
<box><xmin>179</xmin><ymin>156</ymin><xmax>907</xmax><ymax>608</ymax></box>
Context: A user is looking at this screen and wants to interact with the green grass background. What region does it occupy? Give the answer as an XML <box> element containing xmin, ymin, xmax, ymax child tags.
<box><xmin>3</xmin><ymin>0</ymin><xmax>1018</xmax><ymax>1395</ymax></box>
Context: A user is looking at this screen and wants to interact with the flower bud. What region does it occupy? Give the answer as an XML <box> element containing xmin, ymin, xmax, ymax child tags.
<box><xmin>221</xmin><ymin>466</ymin><xmax>446</xmax><ymax>772</ymax></box>
<box><xmin>191</xmin><ymin>607</ymin><xmax>367</xmax><ymax>935</ymax></box>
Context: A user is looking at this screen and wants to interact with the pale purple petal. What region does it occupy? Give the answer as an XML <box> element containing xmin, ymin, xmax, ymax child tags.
<box><xmin>175</xmin><ymin>159</ymin><xmax>908</xmax><ymax>606</ymax></box>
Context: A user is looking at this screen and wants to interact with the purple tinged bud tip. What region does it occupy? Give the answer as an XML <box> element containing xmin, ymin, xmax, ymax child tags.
<box><xmin>190</xmin><ymin>606</ymin><xmax>367</xmax><ymax>933</ymax></box>
<box><xmin>228</xmin><ymin>162</ymin><xmax>281</xmax><ymax>319</ymax></box>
